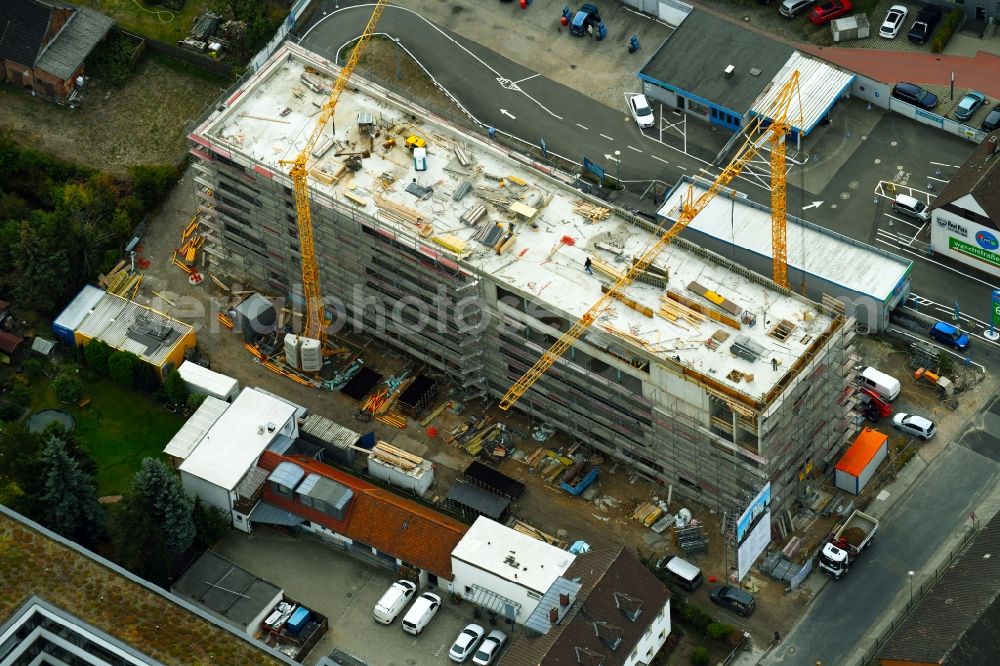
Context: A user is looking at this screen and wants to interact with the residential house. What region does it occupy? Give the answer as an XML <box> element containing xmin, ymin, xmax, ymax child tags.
<box><xmin>0</xmin><ymin>0</ymin><xmax>113</xmax><ymax>103</ymax></box>
<box><xmin>502</xmin><ymin>546</ymin><xmax>672</xmax><ymax>666</ymax></box>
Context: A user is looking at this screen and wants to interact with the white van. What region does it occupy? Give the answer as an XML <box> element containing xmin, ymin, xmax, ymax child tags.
<box><xmin>859</xmin><ymin>366</ymin><xmax>901</xmax><ymax>401</ymax></box>
<box><xmin>657</xmin><ymin>555</ymin><xmax>704</xmax><ymax>591</ymax></box>
<box><xmin>373</xmin><ymin>580</ymin><xmax>416</xmax><ymax>624</ymax></box>
<box><xmin>401</xmin><ymin>592</ymin><xmax>441</xmax><ymax>635</ymax></box>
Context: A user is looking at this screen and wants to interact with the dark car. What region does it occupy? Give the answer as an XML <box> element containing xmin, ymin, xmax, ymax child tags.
<box><xmin>710</xmin><ymin>586</ymin><xmax>757</xmax><ymax>617</ymax></box>
<box><xmin>907</xmin><ymin>6</ymin><xmax>942</xmax><ymax>44</ymax></box>
<box><xmin>929</xmin><ymin>321</ymin><xmax>970</xmax><ymax>351</ymax></box>
<box><xmin>982</xmin><ymin>108</ymin><xmax>1000</xmax><ymax>132</ymax></box>
<box><xmin>891</xmin><ymin>82</ymin><xmax>939</xmax><ymax>110</ymax></box>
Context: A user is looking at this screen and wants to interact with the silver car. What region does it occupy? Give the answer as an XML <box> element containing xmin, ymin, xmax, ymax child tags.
<box><xmin>892</xmin><ymin>413</ymin><xmax>936</xmax><ymax>440</ymax></box>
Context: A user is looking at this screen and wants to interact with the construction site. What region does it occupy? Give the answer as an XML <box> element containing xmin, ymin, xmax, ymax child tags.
<box><xmin>183</xmin><ymin>39</ymin><xmax>856</xmax><ymax>524</ymax></box>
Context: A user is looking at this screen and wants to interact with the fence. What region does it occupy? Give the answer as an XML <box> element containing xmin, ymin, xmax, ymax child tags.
<box><xmin>858</xmin><ymin>526</ymin><xmax>979</xmax><ymax>665</ymax></box>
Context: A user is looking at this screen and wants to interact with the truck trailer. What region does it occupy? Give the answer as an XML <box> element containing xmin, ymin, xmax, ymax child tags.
<box><xmin>818</xmin><ymin>509</ymin><xmax>879</xmax><ymax>579</ymax></box>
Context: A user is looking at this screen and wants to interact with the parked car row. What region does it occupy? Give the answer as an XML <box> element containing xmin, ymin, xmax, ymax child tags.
<box><xmin>656</xmin><ymin>555</ymin><xmax>757</xmax><ymax>617</ymax></box>
<box><xmin>854</xmin><ymin>365</ymin><xmax>938</xmax><ymax>440</ymax></box>
<box><xmin>372</xmin><ymin>581</ymin><xmax>507</xmax><ymax>663</ymax></box>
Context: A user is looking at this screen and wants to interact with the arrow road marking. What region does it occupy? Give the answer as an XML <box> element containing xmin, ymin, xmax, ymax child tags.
<box><xmin>802</xmin><ymin>201</ymin><xmax>824</xmax><ymax>210</ymax></box>
<box><xmin>500</xmin><ymin>109</ymin><xmax>516</xmax><ymax>120</ymax></box>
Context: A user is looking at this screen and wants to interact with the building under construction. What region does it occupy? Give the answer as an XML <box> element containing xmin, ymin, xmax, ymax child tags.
<box><xmin>187</xmin><ymin>43</ymin><xmax>856</xmax><ymax>516</ymax></box>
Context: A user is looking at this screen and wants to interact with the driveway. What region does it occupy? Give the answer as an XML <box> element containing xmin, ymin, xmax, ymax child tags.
<box><xmin>215</xmin><ymin>528</ymin><xmax>486</xmax><ymax>666</ymax></box>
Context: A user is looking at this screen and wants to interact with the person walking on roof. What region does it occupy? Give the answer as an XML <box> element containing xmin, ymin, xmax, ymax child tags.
<box><xmin>584</xmin><ymin>257</ymin><xmax>593</xmax><ymax>275</ymax></box>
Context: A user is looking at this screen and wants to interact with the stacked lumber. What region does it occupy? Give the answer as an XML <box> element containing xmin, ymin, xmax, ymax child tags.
<box><xmin>374</xmin><ymin>195</ymin><xmax>427</xmax><ymax>226</ymax></box>
<box><xmin>602</xmin><ymin>325</ymin><xmax>658</xmax><ymax>354</ymax></box>
<box><xmin>631</xmin><ymin>501</ymin><xmax>663</xmax><ymax>525</ymax></box>
<box><xmin>419</xmin><ymin>401</ymin><xmax>452</xmax><ymax>427</ymax></box>
<box><xmin>218</xmin><ymin>313</ymin><xmax>234</xmax><ymax>330</ymax></box>
<box><xmin>657</xmin><ymin>293</ymin><xmax>708</xmax><ymax>329</ymax></box>
<box><xmin>432</xmin><ymin>234</ymin><xmax>468</xmax><ymax>253</ymax></box>
<box><xmin>371</xmin><ymin>441</ymin><xmax>423</xmax><ymax>469</ymax></box>
<box><xmin>667</xmin><ymin>290</ymin><xmax>742</xmax><ymax>330</ymax></box>
<box><xmin>520</xmin><ymin>447</ymin><xmax>547</xmax><ymax>467</ymax></box>
<box><xmin>375</xmin><ymin>413</ymin><xmax>407</xmax><ymax>428</ymax></box>
<box><xmin>573</xmin><ymin>200</ymin><xmax>610</xmax><ymax>222</ymax></box>
<box><xmin>511</xmin><ymin>519</ymin><xmax>567</xmax><ymax>549</ymax></box>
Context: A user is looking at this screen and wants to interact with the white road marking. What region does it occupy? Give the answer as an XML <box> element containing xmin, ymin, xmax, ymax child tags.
<box><xmin>928</xmin><ymin>176</ymin><xmax>949</xmax><ymax>184</ymax></box>
<box><xmin>872</xmin><ymin>239</ymin><xmax>1000</xmax><ymax>290</ymax></box>
<box><xmin>651</xmin><ymin>155</ymin><xmax>670</xmax><ymax>165</ymax></box>
<box><xmin>513</xmin><ymin>73</ymin><xmax>540</xmax><ymax>84</ymax></box>
<box><xmin>627</xmin><ymin>145</ymin><xmax>642</xmax><ymax>153</ymax></box>
<box><xmin>600</xmin><ymin>133</ymin><xmax>614</xmax><ymax>141</ymax></box>
<box><xmin>883</xmin><ymin>213</ymin><xmax>922</xmax><ymax>230</ymax></box>
<box><xmin>576</xmin><ymin>123</ymin><xmax>589</xmax><ymax>130</ymax></box>
<box><xmin>929</xmin><ymin>161</ymin><xmax>960</xmax><ymax>168</ymax></box>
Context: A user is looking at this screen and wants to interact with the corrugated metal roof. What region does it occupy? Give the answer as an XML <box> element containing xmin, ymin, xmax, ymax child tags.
<box><xmin>523</xmin><ymin>577</ymin><xmax>583</xmax><ymax>635</ymax></box>
<box><xmin>879</xmin><ymin>510</ymin><xmax>1000</xmax><ymax>663</ymax></box>
<box><xmin>163</xmin><ymin>396</ymin><xmax>229</xmax><ymax>459</ymax></box>
<box><xmin>35</xmin><ymin>6</ymin><xmax>113</xmax><ymax>80</ymax></box>
<box><xmin>659</xmin><ymin>178</ymin><xmax>912</xmax><ymax>299</ymax></box>
<box><xmin>297</xmin><ymin>473</ymin><xmax>353</xmax><ymax>511</ymax></box>
<box><xmin>267</xmin><ymin>461</ymin><xmax>305</xmax><ymax>490</ymax></box>
<box><xmin>750</xmin><ymin>51</ymin><xmax>855</xmax><ymax>135</ymax></box>
<box><xmin>74</xmin><ymin>292</ymin><xmax>193</xmax><ymax>367</ymax></box>
<box><xmin>53</xmin><ymin>285</ymin><xmax>105</xmax><ymax>333</ymax></box>
<box><xmin>301</xmin><ymin>414</ymin><xmax>360</xmax><ymax>449</ymax></box>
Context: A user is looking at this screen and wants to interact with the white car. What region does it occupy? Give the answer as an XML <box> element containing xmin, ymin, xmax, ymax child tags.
<box><xmin>401</xmin><ymin>592</ymin><xmax>441</xmax><ymax>635</ymax></box>
<box><xmin>892</xmin><ymin>413</ymin><xmax>936</xmax><ymax>440</ymax></box>
<box><xmin>449</xmin><ymin>623</ymin><xmax>485</xmax><ymax>662</ymax></box>
<box><xmin>879</xmin><ymin>5</ymin><xmax>908</xmax><ymax>38</ymax></box>
<box><xmin>629</xmin><ymin>94</ymin><xmax>655</xmax><ymax>129</ymax></box>
<box><xmin>473</xmin><ymin>629</ymin><xmax>508</xmax><ymax>665</ymax></box>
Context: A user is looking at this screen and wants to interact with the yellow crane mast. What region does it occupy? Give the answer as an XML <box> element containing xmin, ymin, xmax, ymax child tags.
<box><xmin>499</xmin><ymin>71</ymin><xmax>801</xmax><ymax>411</ymax></box>
<box><xmin>280</xmin><ymin>0</ymin><xmax>388</xmax><ymax>363</ymax></box>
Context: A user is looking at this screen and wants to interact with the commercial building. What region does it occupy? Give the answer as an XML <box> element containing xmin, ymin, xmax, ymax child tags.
<box><xmin>503</xmin><ymin>546</ymin><xmax>671</xmax><ymax>666</ymax></box>
<box><xmin>0</xmin><ymin>506</ymin><xmax>291</xmax><ymax>665</ymax></box>
<box><xmin>187</xmin><ymin>42</ymin><xmax>856</xmax><ymax>518</ymax></box>
<box><xmin>177</xmin><ymin>387</ymin><xmax>299</xmax><ymax>530</ymax></box>
<box><xmin>53</xmin><ymin>285</ymin><xmax>196</xmax><ymax>380</ymax></box>
<box><xmin>660</xmin><ymin>176</ymin><xmax>913</xmax><ymax>332</ymax></box>
<box><xmin>930</xmin><ymin>133</ymin><xmax>1000</xmax><ymax>278</ymax></box>
<box><xmin>450</xmin><ymin>516</ymin><xmax>575</xmax><ymax>624</ymax></box>
<box><xmin>638</xmin><ymin>9</ymin><xmax>854</xmax><ymax>138</ymax></box>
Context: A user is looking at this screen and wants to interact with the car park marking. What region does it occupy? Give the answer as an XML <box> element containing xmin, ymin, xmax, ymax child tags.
<box><xmin>513</xmin><ymin>73</ymin><xmax>540</xmax><ymax>85</ymax></box>
<box><xmin>929</xmin><ymin>161</ymin><xmax>961</xmax><ymax>169</ymax></box>
<box><xmin>928</xmin><ymin>175</ymin><xmax>949</xmax><ymax>184</ymax></box>
<box><xmin>651</xmin><ymin>155</ymin><xmax>670</xmax><ymax>165</ymax></box>
<box><xmin>576</xmin><ymin>123</ymin><xmax>589</xmax><ymax>130</ymax></box>
<box><xmin>876</xmin><ymin>228</ymin><xmax>918</xmax><ymax>248</ymax></box>
<box><xmin>883</xmin><ymin>213</ymin><xmax>922</xmax><ymax>230</ymax></box>
<box><xmin>627</xmin><ymin>145</ymin><xmax>642</xmax><ymax>153</ymax></box>
<box><xmin>600</xmin><ymin>133</ymin><xmax>614</xmax><ymax>141</ymax></box>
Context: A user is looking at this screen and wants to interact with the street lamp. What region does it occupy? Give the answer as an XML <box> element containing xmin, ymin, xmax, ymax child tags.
<box><xmin>908</xmin><ymin>570</ymin><xmax>915</xmax><ymax>605</ymax></box>
<box><xmin>614</xmin><ymin>150</ymin><xmax>621</xmax><ymax>186</ymax></box>
<box><xmin>393</xmin><ymin>38</ymin><xmax>402</xmax><ymax>80</ymax></box>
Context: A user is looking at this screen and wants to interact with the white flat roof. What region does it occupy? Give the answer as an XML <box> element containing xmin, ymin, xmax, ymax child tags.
<box><xmin>178</xmin><ymin>361</ymin><xmax>239</xmax><ymax>399</ymax></box>
<box><xmin>191</xmin><ymin>44</ymin><xmax>837</xmax><ymax>401</ymax></box>
<box><xmin>179</xmin><ymin>388</ymin><xmax>296</xmax><ymax>490</ymax></box>
<box><xmin>750</xmin><ymin>51</ymin><xmax>855</xmax><ymax>135</ymax></box>
<box><xmin>451</xmin><ymin>517</ymin><xmax>574</xmax><ymax>593</ymax></box>
<box><xmin>163</xmin><ymin>396</ymin><xmax>229</xmax><ymax>459</ymax></box>
<box><xmin>658</xmin><ymin>179</ymin><xmax>912</xmax><ymax>299</ymax></box>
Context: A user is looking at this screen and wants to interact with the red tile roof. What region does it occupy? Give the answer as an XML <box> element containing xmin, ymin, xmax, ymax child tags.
<box><xmin>0</xmin><ymin>331</ymin><xmax>23</xmax><ymax>355</ymax></box>
<box><xmin>256</xmin><ymin>451</ymin><xmax>468</xmax><ymax>580</ymax></box>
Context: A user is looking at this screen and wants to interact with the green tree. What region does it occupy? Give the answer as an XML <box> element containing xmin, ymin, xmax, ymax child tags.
<box><xmin>37</xmin><ymin>435</ymin><xmax>105</xmax><ymax>547</ymax></box>
<box><xmin>108</xmin><ymin>351</ymin><xmax>137</xmax><ymax>386</ymax></box>
<box><xmin>132</xmin><ymin>458</ymin><xmax>195</xmax><ymax>554</ymax></box>
<box><xmin>163</xmin><ymin>369</ymin><xmax>189</xmax><ymax>405</ymax></box>
<box><xmin>186</xmin><ymin>392</ymin><xmax>207</xmax><ymax>411</ymax></box>
<box><xmin>691</xmin><ymin>647</ymin><xmax>709</xmax><ymax>666</ymax></box>
<box><xmin>133</xmin><ymin>361</ymin><xmax>158</xmax><ymax>393</ymax></box>
<box><xmin>128</xmin><ymin>165</ymin><xmax>178</xmax><ymax>210</ymax></box>
<box><xmin>192</xmin><ymin>497</ymin><xmax>229</xmax><ymax>550</ymax></box>
<box><xmin>21</xmin><ymin>357</ymin><xmax>47</xmax><ymax>379</ymax></box>
<box><xmin>83</xmin><ymin>339</ymin><xmax>111</xmax><ymax>376</ymax></box>
<box><xmin>52</xmin><ymin>371</ymin><xmax>83</xmax><ymax>404</ymax></box>
<box><xmin>0</xmin><ymin>421</ymin><xmax>45</xmax><ymax>516</ymax></box>
<box><xmin>4</xmin><ymin>377</ymin><xmax>31</xmax><ymax>407</ymax></box>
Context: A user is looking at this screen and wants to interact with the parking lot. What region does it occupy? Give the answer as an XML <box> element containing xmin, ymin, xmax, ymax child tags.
<box><xmin>214</xmin><ymin>528</ymin><xmax>492</xmax><ymax>666</ymax></box>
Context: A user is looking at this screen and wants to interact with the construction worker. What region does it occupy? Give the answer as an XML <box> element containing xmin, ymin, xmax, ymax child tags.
<box><xmin>584</xmin><ymin>257</ymin><xmax>593</xmax><ymax>275</ymax></box>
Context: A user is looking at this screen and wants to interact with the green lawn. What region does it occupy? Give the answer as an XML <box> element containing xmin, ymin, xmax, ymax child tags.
<box><xmin>68</xmin><ymin>0</ymin><xmax>213</xmax><ymax>44</ymax></box>
<box><xmin>31</xmin><ymin>372</ymin><xmax>183</xmax><ymax>497</ymax></box>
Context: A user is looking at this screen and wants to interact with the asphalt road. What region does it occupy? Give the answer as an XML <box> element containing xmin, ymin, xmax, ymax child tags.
<box><xmin>766</xmin><ymin>421</ymin><xmax>1000</xmax><ymax>665</ymax></box>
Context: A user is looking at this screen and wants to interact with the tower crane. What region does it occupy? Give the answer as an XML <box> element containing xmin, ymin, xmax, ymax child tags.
<box><xmin>499</xmin><ymin>71</ymin><xmax>802</xmax><ymax>411</ymax></box>
<box><xmin>279</xmin><ymin>0</ymin><xmax>388</xmax><ymax>372</ymax></box>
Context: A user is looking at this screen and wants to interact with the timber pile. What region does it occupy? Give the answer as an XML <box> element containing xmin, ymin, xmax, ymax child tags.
<box><xmin>657</xmin><ymin>294</ymin><xmax>708</xmax><ymax>329</ymax></box>
<box><xmin>589</xmin><ymin>256</ymin><xmax>667</xmax><ymax>290</ymax></box>
<box><xmin>102</xmin><ymin>263</ymin><xmax>143</xmax><ymax>298</ymax></box>
<box><xmin>520</xmin><ymin>447</ymin><xmax>547</xmax><ymax>467</ymax></box>
<box><xmin>511</xmin><ymin>519</ymin><xmax>567</xmax><ymax>549</ymax></box>
<box><xmin>631</xmin><ymin>501</ymin><xmax>664</xmax><ymax>527</ymax></box>
<box><xmin>573</xmin><ymin>200</ymin><xmax>610</xmax><ymax>222</ymax></box>
<box><xmin>600</xmin><ymin>284</ymin><xmax>653</xmax><ymax>317</ymax></box>
<box><xmin>371</xmin><ymin>441</ymin><xmax>424</xmax><ymax>470</ymax></box>
<box><xmin>375</xmin><ymin>195</ymin><xmax>428</xmax><ymax>226</ymax></box>
<box><xmin>602</xmin><ymin>325</ymin><xmax>660</xmax><ymax>354</ymax></box>
<box><xmin>420</xmin><ymin>400</ymin><xmax>453</xmax><ymax>427</ymax></box>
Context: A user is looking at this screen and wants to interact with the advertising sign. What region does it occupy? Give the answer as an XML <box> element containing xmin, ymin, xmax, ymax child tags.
<box><xmin>993</xmin><ymin>291</ymin><xmax>1000</xmax><ymax>328</ymax></box>
<box><xmin>735</xmin><ymin>483</ymin><xmax>772</xmax><ymax>582</ymax></box>
<box><xmin>949</xmin><ymin>237</ymin><xmax>1000</xmax><ymax>269</ymax></box>
<box><xmin>736</xmin><ymin>483</ymin><xmax>771</xmax><ymax>544</ymax></box>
